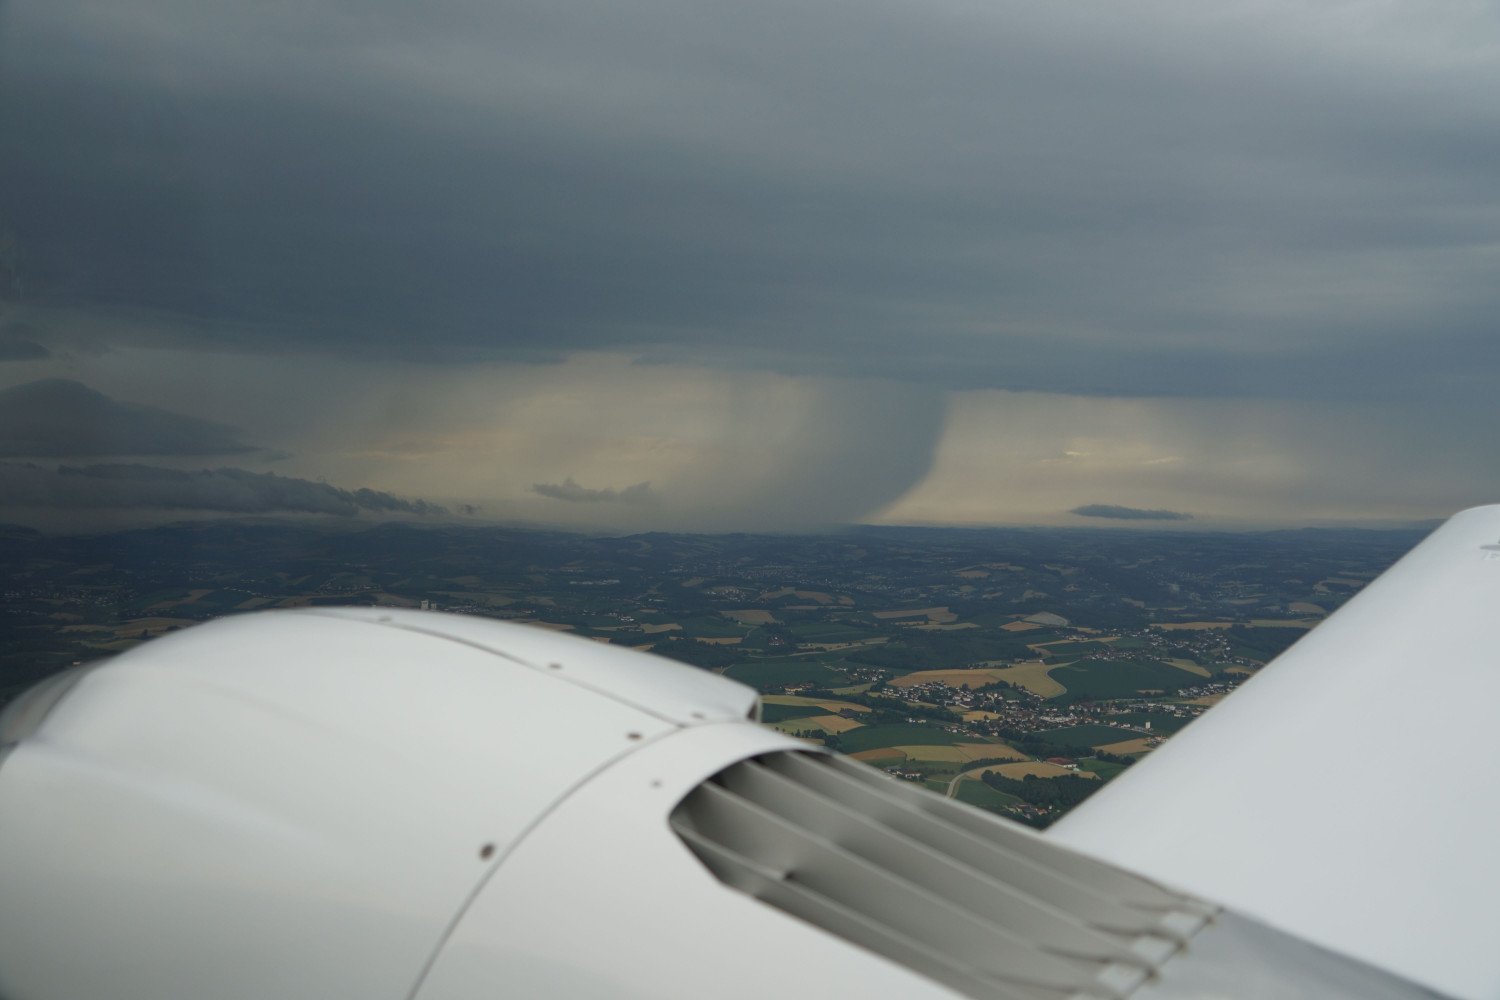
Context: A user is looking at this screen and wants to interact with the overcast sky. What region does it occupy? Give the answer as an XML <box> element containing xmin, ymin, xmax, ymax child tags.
<box><xmin>1</xmin><ymin>0</ymin><xmax>1497</xmax><ymax>531</ymax></box>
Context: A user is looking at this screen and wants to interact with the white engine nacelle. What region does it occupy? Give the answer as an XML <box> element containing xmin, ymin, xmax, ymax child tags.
<box><xmin>0</xmin><ymin>609</ymin><xmax>963</xmax><ymax>1000</ymax></box>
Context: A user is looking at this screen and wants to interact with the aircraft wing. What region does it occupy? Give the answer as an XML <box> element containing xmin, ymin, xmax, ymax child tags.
<box><xmin>1</xmin><ymin>508</ymin><xmax>1494</xmax><ymax>999</ymax></box>
<box><xmin>1049</xmin><ymin>504</ymin><xmax>1500</xmax><ymax>1000</ymax></box>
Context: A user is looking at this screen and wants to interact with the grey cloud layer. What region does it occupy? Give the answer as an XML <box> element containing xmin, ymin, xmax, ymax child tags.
<box><xmin>0</xmin><ymin>379</ymin><xmax>254</xmax><ymax>457</ymax></box>
<box><xmin>532</xmin><ymin>478</ymin><xmax>657</xmax><ymax>505</ymax></box>
<box><xmin>5</xmin><ymin>1</ymin><xmax>1500</xmax><ymax>403</ymax></box>
<box><xmin>0</xmin><ymin>462</ymin><xmax>446</xmax><ymax>516</ymax></box>
<box><xmin>1070</xmin><ymin>504</ymin><xmax>1193</xmax><ymax>522</ymax></box>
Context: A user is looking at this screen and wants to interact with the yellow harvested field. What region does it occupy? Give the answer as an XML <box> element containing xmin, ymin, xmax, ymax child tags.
<box><xmin>1224</xmin><ymin>666</ymin><xmax>1255</xmax><ymax>675</ymax></box>
<box><xmin>986</xmin><ymin>660</ymin><xmax>1065</xmax><ymax>698</ymax></box>
<box><xmin>1180</xmin><ymin>694</ymin><xmax>1227</xmax><ymax>706</ymax></box>
<box><xmin>721</xmin><ymin>609</ymin><xmax>777</xmax><ymax>624</ymax></box>
<box><xmin>850</xmin><ymin>748</ymin><xmax>906</xmax><ymax>763</ymax></box>
<box><xmin>1000</xmin><ymin>620</ymin><xmax>1043</xmax><ymax>632</ymax></box>
<box><xmin>808</xmin><ymin>714</ymin><xmax>865</xmax><ymax>734</ymax></box>
<box><xmin>873</xmin><ymin>606</ymin><xmax>956</xmax><ymax>623</ymax></box>
<box><xmin>697</xmin><ymin>636</ymin><xmax>743</xmax><ymax>645</ymax></box>
<box><xmin>963</xmin><ymin>710</ymin><xmax>1003</xmax><ymax>722</ymax></box>
<box><xmin>994</xmin><ymin>761</ymin><xmax>1095</xmax><ymax>780</ymax></box>
<box><xmin>891</xmin><ymin>744</ymin><xmax>971</xmax><ymax>762</ymax></box>
<box><xmin>234</xmin><ymin>597</ymin><xmax>275</xmax><ymax>610</ymax></box>
<box><xmin>1249</xmin><ymin>618</ymin><xmax>1318</xmax><ymax>629</ymax></box>
<box><xmin>144</xmin><ymin>589</ymin><xmax>214</xmax><ymax>611</ymax></box>
<box><xmin>639</xmin><ymin>622</ymin><xmax>682</xmax><ymax>634</ymax></box>
<box><xmin>1096</xmin><ymin>738</ymin><xmax>1156</xmax><ymax>755</ymax></box>
<box><xmin>955</xmin><ymin>742</ymin><xmax>1027</xmax><ymax>762</ymax></box>
<box><xmin>1288</xmin><ymin>602</ymin><xmax>1327</xmax><ymax>615</ymax></box>
<box><xmin>1154</xmin><ymin>621</ymin><xmax>1233</xmax><ymax>631</ymax></box>
<box><xmin>889</xmin><ymin>668</ymin><xmax>1006</xmax><ymax>689</ymax></box>
<box><xmin>60</xmin><ymin>623</ymin><xmax>112</xmax><ymax>634</ymax></box>
<box><xmin>1164</xmin><ymin>658</ymin><xmax>1211</xmax><ymax>677</ymax></box>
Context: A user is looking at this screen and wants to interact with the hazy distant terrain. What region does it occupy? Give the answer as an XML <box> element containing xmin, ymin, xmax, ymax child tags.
<box><xmin>0</xmin><ymin>520</ymin><xmax>1424</xmax><ymax>824</ymax></box>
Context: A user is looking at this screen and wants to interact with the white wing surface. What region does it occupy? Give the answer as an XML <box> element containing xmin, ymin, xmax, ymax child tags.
<box><xmin>1049</xmin><ymin>504</ymin><xmax>1500</xmax><ymax>1000</ymax></box>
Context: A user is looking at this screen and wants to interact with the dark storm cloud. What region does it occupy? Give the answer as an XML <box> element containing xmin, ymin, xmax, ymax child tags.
<box><xmin>0</xmin><ymin>338</ymin><xmax>47</xmax><ymax>361</ymax></box>
<box><xmin>0</xmin><ymin>379</ymin><xmax>253</xmax><ymax>456</ymax></box>
<box><xmin>3</xmin><ymin>0</ymin><xmax>1500</xmax><ymax>403</ymax></box>
<box><xmin>1071</xmin><ymin>504</ymin><xmax>1194</xmax><ymax>522</ymax></box>
<box><xmin>532</xmin><ymin>478</ymin><xmax>656</xmax><ymax>505</ymax></box>
<box><xmin>0</xmin><ymin>462</ymin><xmax>446</xmax><ymax>516</ymax></box>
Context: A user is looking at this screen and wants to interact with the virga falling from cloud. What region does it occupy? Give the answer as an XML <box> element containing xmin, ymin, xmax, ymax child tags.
<box><xmin>3</xmin><ymin>0</ymin><xmax>1500</xmax><ymax>528</ymax></box>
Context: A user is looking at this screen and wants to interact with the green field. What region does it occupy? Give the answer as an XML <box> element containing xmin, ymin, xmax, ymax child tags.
<box><xmin>1111</xmin><ymin>710</ymin><xmax>1193</xmax><ymax>734</ymax></box>
<box><xmin>1035</xmin><ymin>723</ymin><xmax>1141</xmax><ymax>747</ymax></box>
<box><xmin>1226</xmin><ymin>626</ymin><xmax>1307</xmax><ymax>663</ymax></box>
<box><xmin>836</xmin><ymin>723</ymin><xmax>982</xmax><ymax>754</ymax></box>
<box><xmin>676</xmin><ymin>615</ymin><xmax>750</xmax><ymax>638</ymax></box>
<box><xmin>788</xmin><ymin>622</ymin><xmax>872</xmax><ymax>642</ymax></box>
<box><xmin>759</xmin><ymin>702</ymin><xmax>827</xmax><ymax>723</ymax></box>
<box><xmin>1077</xmin><ymin>757</ymin><xmax>1128</xmax><ymax>780</ymax></box>
<box><xmin>1040</xmin><ymin>640</ymin><xmax>1110</xmax><ymax>656</ymax></box>
<box><xmin>956</xmin><ymin>780</ymin><xmax>1023</xmax><ymax>811</ymax></box>
<box><xmin>1049</xmin><ymin>657</ymin><xmax>1194</xmax><ymax>699</ymax></box>
<box><xmin>850</xmin><ymin>752</ymin><xmax>906</xmax><ymax>768</ymax></box>
<box><xmin>724</xmin><ymin>656</ymin><xmax>853</xmax><ymax>692</ymax></box>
